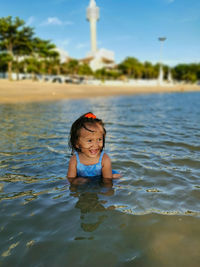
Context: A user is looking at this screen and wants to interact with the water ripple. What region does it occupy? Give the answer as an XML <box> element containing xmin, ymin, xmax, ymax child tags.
<box><xmin>0</xmin><ymin>93</ymin><xmax>200</xmax><ymax>265</ymax></box>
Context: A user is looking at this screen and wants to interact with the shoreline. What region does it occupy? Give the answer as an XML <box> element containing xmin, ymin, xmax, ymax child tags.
<box><xmin>0</xmin><ymin>79</ymin><xmax>200</xmax><ymax>104</ymax></box>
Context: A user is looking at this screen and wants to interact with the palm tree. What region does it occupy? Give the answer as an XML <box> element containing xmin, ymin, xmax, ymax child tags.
<box><xmin>78</xmin><ymin>63</ymin><xmax>93</xmax><ymax>76</ymax></box>
<box><xmin>32</xmin><ymin>38</ymin><xmax>59</xmax><ymax>79</ymax></box>
<box><xmin>25</xmin><ymin>57</ymin><xmax>40</xmax><ymax>81</ymax></box>
<box><xmin>66</xmin><ymin>59</ymin><xmax>79</xmax><ymax>75</ymax></box>
<box><xmin>143</xmin><ymin>61</ymin><xmax>156</xmax><ymax>79</ymax></box>
<box><xmin>13</xmin><ymin>26</ymin><xmax>34</xmax><ymax>79</ymax></box>
<box><xmin>118</xmin><ymin>57</ymin><xmax>142</xmax><ymax>78</ymax></box>
<box><xmin>0</xmin><ymin>52</ymin><xmax>12</xmax><ymax>76</ymax></box>
<box><xmin>0</xmin><ymin>16</ymin><xmax>34</xmax><ymax>80</ymax></box>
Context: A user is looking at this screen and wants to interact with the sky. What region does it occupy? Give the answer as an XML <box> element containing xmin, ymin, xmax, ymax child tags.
<box><xmin>0</xmin><ymin>0</ymin><xmax>200</xmax><ymax>66</ymax></box>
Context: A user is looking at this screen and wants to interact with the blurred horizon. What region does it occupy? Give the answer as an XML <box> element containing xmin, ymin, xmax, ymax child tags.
<box><xmin>0</xmin><ymin>0</ymin><xmax>199</xmax><ymax>66</ymax></box>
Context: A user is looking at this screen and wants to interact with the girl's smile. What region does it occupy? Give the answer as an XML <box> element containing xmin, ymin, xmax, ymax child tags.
<box><xmin>76</xmin><ymin>123</ymin><xmax>104</xmax><ymax>161</ymax></box>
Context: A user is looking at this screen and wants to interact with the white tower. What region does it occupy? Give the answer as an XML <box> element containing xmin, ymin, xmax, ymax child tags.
<box><xmin>87</xmin><ymin>0</ymin><xmax>99</xmax><ymax>55</ymax></box>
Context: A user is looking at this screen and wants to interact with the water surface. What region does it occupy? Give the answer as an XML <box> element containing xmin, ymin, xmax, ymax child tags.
<box><xmin>0</xmin><ymin>92</ymin><xmax>200</xmax><ymax>266</ymax></box>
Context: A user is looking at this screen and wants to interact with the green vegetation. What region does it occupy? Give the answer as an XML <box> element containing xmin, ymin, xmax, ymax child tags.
<box><xmin>0</xmin><ymin>16</ymin><xmax>58</xmax><ymax>80</ymax></box>
<box><xmin>0</xmin><ymin>16</ymin><xmax>199</xmax><ymax>83</ymax></box>
<box><xmin>172</xmin><ymin>63</ymin><xmax>200</xmax><ymax>83</ymax></box>
<box><xmin>118</xmin><ymin>57</ymin><xmax>159</xmax><ymax>79</ymax></box>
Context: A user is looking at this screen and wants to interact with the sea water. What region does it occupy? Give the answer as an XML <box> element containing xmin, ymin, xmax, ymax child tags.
<box><xmin>0</xmin><ymin>92</ymin><xmax>200</xmax><ymax>266</ymax></box>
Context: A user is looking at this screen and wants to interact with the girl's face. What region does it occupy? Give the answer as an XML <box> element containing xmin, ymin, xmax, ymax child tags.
<box><xmin>76</xmin><ymin>123</ymin><xmax>104</xmax><ymax>159</ymax></box>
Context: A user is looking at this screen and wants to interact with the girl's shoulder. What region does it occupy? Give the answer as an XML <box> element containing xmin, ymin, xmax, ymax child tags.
<box><xmin>69</xmin><ymin>154</ymin><xmax>77</xmax><ymax>164</ymax></box>
<box><xmin>102</xmin><ymin>152</ymin><xmax>110</xmax><ymax>159</ymax></box>
<box><xmin>102</xmin><ymin>152</ymin><xmax>111</xmax><ymax>165</ymax></box>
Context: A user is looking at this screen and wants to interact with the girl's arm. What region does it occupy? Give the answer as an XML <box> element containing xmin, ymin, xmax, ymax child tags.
<box><xmin>67</xmin><ymin>155</ymin><xmax>89</xmax><ymax>184</ymax></box>
<box><xmin>102</xmin><ymin>153</ymin><xmax>113</xmax><ymax>179</ymax></box>
<box><xmin>67</xmin><ymin>155</ymin><xmax>77</xmax><ymax>178</ymax></box>
<box><xmin>102</xmin><ymin>153</ymin><xmax>121</xmax><ymax>179</ymax></box>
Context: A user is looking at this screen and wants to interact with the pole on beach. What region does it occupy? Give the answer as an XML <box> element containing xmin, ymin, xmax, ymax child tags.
<box><xmin>158</xmin><ymin>37</ymin><xmax>166</xmax><ymax>85</ymax></box>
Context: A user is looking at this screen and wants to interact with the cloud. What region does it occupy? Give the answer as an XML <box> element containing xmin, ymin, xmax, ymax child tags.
<box><xmin>76</xmin><ymin>43</ymin><xmax>89</xmax><ymax>49</ymax></box>
<box><xmin>45</xmin><ymin>17</ymin><xmax>62</xmax><ymax>25</ymax></box>
<box><xmin>40</xmin><ymin>17</ymin><xmax>73</xmax><ymax>26</ymax></box>
<box><xmin>55</xmin><ymin>39</ymin><xmax>71</xmax><ymax>49</ymax></box>
<box><xmin>26</xmin><ymin>16</ymin><xmax>35</xmax><ymax>26</ymax></box>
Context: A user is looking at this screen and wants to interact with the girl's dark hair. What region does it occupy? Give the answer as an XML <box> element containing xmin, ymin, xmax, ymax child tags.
<box><xmin>69</xmin><ymin>112</ymin><xmax>106</xmax><ymax>153</ymax></box>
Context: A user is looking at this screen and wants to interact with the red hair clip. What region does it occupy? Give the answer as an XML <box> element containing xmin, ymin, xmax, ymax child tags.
<box><xmin>84</xmin><ymin>112</ymin><xmax>97</xmax><ymax>119</ymax></box>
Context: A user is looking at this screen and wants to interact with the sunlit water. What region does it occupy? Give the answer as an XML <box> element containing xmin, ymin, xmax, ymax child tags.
<box><xmin>0</xmin><ymin>92</ymin><xmax>200</xmax><ymax>266</ymax></box>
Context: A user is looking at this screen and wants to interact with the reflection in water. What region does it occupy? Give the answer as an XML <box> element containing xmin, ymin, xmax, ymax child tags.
<box><xmin>69</xmin><ymin>180</ymin><xmax>114</xmax><ymax>233</ymax></box>
<box><xmin>76</xmin><ymin>192</ymin><xmax>107</xmax><ymax>232</ymax></box>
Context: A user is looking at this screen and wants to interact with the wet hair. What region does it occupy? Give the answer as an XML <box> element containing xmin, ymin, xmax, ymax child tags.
<box><xmin>69</xmin><ymin>112</ymin><xmax>106</xmax><ymax>153</ymax></box>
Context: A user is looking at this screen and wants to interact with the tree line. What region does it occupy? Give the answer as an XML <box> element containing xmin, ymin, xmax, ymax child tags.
<box><xmin>0</xmin><ymin>16</ymin><xmax>199</xmax><ymax>82</ymax></box>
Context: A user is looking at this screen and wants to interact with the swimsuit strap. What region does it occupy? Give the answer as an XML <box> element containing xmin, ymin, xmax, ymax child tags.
<box><xmin>74</xmin><ymin>151</ymin><xmax>80</xmax><ymax>164</ymax></box>
<box><xmin>75</xmin><ymin>151</ymin><xmax>104</xmax><ymax>165</ymax></box>
<box><xmin>99</xmin><ymin>151</ymin><xmax>104</xmax><ymax>164</ymax></box>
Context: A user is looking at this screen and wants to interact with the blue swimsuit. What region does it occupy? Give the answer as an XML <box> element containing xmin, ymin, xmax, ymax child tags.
<box><xmin>75</xmin><ymin>151</ymin><xmax>119</xmax><ymax>178</ymax></box>
<box><xmin>75</xmin><ymin>151</ymin><xmax>104</xmax><ymax>178</ymax></box>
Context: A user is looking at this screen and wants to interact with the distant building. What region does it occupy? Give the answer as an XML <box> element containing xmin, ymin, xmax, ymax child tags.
<box><xmin>54</xmin><ymin>48</ymin><xmax>69</xmax><ymax>63</ymax></box>
<box><xmin>81</xmin><ymin>0</ymin><xmax>115</xmax><ymax>71</ymax></box>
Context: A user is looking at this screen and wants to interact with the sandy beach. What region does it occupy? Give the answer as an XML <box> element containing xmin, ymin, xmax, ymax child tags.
<box><xmin>0</xmin><ymin>79</ymin><xmax>200</xmax><ymax>104</ymax></box>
